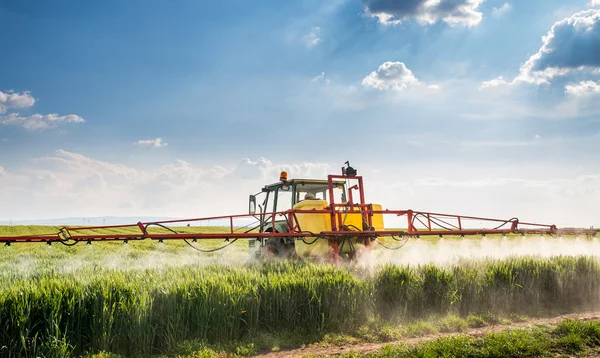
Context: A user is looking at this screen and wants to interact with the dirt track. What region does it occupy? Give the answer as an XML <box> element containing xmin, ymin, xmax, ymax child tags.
<box><xmin>254</xmin><ymin>311</ymin><xmax>600</xmax><ymax>357</ymax></box>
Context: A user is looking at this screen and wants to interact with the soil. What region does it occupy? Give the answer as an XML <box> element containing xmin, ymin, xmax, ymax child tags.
<box><xmin>253</xmin><ymin>311</ymin><xmax>600</xmax><ymax>358</ymax></box>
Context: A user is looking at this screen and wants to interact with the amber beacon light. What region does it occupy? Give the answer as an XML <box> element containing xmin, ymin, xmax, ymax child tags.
<box><xmin>279</xmin><ymin>171</ymin><xmax>288</xmax><ymax>182</ymax></box>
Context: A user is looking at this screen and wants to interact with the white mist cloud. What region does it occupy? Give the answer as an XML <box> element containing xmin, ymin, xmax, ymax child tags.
<box><xmin>371</xmin><ymin>237</ymin><xmax>600</xmax><ymax>267</ymax></box>
<box><xmin>134</xmin><ymin>138</ymin><xmax>168</xmax><ymax>147</ymax></box>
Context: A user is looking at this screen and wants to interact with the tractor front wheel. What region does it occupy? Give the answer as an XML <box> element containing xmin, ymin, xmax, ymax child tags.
<box><xmin>260</xmin><ymin>239</ymin><xmax>285</xmax><ymax>260</ymax></box>
<box><xmin>259</xmin><ymin>238</ymin><xmax>299</xmax><ymax>261</ymax></box>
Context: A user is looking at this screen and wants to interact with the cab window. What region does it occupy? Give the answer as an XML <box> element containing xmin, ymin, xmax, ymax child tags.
<box><xmin>275</xmin><ymin>185</ymin><xmax>293</xmax><ymax>212</ymax></box>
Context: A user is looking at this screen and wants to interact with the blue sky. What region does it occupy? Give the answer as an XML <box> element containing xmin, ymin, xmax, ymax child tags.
<box><xmin>0</xmin><ymin>0</ymin><xmax>599</xmax><ymax>226</ymax></box>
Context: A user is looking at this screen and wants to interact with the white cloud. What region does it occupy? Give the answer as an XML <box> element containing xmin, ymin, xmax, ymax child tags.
<box><xmin>311</xmin><ymin>72</ymin><xmax>331</xmax><ymax>84</ymax></box>
<box><xmin>364</xmin><ymin>0</ymin><xmax>485</xmax><ymax>27</ymax></box>
<box><xmin>589</xmin><ymin>0</ymin><xmax>600</xmax><ymax>7</ymax></box>
<box><xmin>0</xmin><ymin>90</ymin><xmax>35</xmax><ymax>114</ymax></box>
<box><xmin>134</xmin><ymin>138</ymin><xmax>168</xmax><ymax>148</ymax></box>
<box><xmin>565</xmin><ymin>80</ymin><xmax>600</xmax><ymax>96</ymax></box>
<box><xmin>0</xmin><ymin>113</ymin><xmax>85</xmax><ymax>130</ymax></box>
<box><xmin>362</xmin><ymin>61</ymin><xmax>421</xmax><ymax>91</ymax></box>
<box><xmin>312</xmin><ymin>72</ymin><xmax>326</xmax><ymax>81</ymax></box>
<box><xmin>302</xmin><ymin>27</ymin><xmax>321</xmax><ymax>48</ymax></box>
<box><xmin>515</xmin><ymin>9</ymin><xmax>600</xmax><ymax>84</ymax></box>
<box><xmin>0</xmin><ymin>151</ymin><xmax>329</xmax><ymax>219</ymax></box>
<box><xmin>367</xmin><ymin>169</ymin><xmax>600</xmax><ymax>227</ymax></box>
<box><xmin>0</xmin><ymin>90</ymin><xmax>85</xmax><ymax>131</ymax></box>
<box><xmin>0</xmin><ymin>150</ymin><xmax>598</xmax><ymax>227</ymax></box>
<box><xmin>492</xmin><ymin>3</ymin><xmax>511</xmax><ymax>16</ymax></box>
<box><xmin>479</xmin><ymin>76</ymin><xmax>509</xmax><ymax>90</ymax></box>
<box><xmin>234</xmin><ymin>157</ymin><xmax>329</xmax><ymax>181</ymax></box>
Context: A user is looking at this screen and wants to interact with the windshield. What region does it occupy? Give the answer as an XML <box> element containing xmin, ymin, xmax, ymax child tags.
<box><xmin>276</xmin><ymin>186</ymin><xmax>293</xmax><ymax>212</ymax></box>
<box><xmin>258</xmin><ymin>182</ymin><xmax>347</xmax><ymax>212</ymax></box>
<box><xmin>294</xmin><ymin>182</ymin><xmax>345</xmax><ymax>204</ymax></box>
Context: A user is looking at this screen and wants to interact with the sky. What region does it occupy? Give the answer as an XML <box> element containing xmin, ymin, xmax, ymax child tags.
<box><xmin>0</xmin><ymin>0</ymin><xmax>599</xmax><ymax>227</ymax></box>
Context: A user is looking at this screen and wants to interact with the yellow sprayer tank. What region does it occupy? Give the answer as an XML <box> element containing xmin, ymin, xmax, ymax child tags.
<box><xmin>293</xmin><ymin>201</ymin><xmax>386</xmax><ymax>261</ymax></box>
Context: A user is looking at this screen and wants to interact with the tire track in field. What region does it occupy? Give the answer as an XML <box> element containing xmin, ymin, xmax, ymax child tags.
<box><xmin>254</xmin><ymin>311</ymin><xmax>600</xmax><ymax>358</ymax></box>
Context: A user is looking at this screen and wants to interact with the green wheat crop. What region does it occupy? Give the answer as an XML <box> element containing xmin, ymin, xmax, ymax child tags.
<box><xmin>0</xmin><ymin>256</ymin><xmax>599</xmax><ymax>356</ymax></box>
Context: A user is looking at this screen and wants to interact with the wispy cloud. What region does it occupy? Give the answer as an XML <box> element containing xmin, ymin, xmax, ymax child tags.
<box><xmin>478</xmin><ymin>76</ymin><xmax>509</xmax><ymax>90</ymax></box>
<box><xmin>492</xmin><ymin>3</ymin><xmax>511</xmax><ymax>17</ymax></box>
<box><xmin>0</xmin><ymin>113</ymin><xmax>85</xmax><ymax>130</ymax></box>
<box><xmin>134</xmin><ymin>138</ymin><xmax>168</xmax><ymax>148</ymax></box>
<box><xmin>302</xmin><ymin>27</ymin><xmax>321</xmax><ymax>48</ymax></box>
<box><xmin>311</xmin><ymin>72</ymin><xmax>331</xmax><ymax>84</ymax></box>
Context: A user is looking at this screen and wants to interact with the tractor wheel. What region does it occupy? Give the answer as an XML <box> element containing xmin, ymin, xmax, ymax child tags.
<box><xmin>260</xmin><ymin>239</ymin><xmax>286</xmax><ymax>260</ymax></box>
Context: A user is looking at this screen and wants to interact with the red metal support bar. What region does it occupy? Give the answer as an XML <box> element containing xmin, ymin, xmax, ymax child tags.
<box><xmin>358</xmin><ymin>176</ymin><xmax>366</xmax><ymax>205</ymax></box>
<box><xmin>427</xmin><ymin>213</ymin><xmax>432</xmax><ymax>231</ymax></box>
<box><xmin>328</xmin><ymin>174</ymin><xmax>337</xmax><ymax>231</ymax></box>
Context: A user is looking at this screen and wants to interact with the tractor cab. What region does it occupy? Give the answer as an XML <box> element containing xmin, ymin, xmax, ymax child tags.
<box><xmin>249</xmin><ymin>176</ymin><xmax>347</xmax><ymax>232</ymax></box>
<box><xmin>248</xmin><ymin>173</ymin><xmax>347</xmax><ymax>258</ymax></box>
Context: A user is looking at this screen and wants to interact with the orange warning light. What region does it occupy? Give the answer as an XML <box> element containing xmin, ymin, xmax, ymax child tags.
<box><xmin>280</xmin><ymin>171</ymin><xmax>288</xmax><ymax>182</ymax></box>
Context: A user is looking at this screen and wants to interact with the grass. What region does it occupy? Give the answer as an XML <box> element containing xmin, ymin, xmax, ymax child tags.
<box><xmin>0</xmin><ymin>256</ymin><xmax>600</xmax><ymax>356</ymax></box>
<box><xmin>79</xmin><ymin>318</ymin><xmax>600</xmax><ymax>357</ymax></box>
<box><xmin>2</xmin><ymin>225</ymin><xmax>600</xmax><ymax>357</ymax></box>
<box><xmin>0</xmin><ymin>225</ymin><xmax>250</xmax><ymax>280</ymax></box>
<box><xmin>331</xmin><ymin>319</ymin><xmax>600</xmax><ymax>357</ymax></box>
